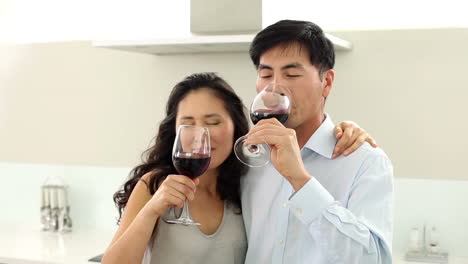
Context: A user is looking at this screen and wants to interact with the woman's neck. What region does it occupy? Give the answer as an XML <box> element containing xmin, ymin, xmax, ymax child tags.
<box><xmin>197</xmin><ymin>169</ymin><xmax>219</xmax><ymax>197</ymax></box>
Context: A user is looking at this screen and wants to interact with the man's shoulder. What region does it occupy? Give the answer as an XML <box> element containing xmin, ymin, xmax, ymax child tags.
<box><xmin>347</xmin><ymin>143</ymin><xmax>394</xmax><ymax>181</ymax></box>
<box><xmin>349</xmin><ymin>142</ymin><xmax>390</xmax><ymax>161</ymax></box>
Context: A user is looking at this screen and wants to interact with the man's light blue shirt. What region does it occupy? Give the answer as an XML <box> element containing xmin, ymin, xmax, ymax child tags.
<box><xmin>241</xmin><ymin>115</ymin><xmax>394</xmax><ymax>264</ymax></box>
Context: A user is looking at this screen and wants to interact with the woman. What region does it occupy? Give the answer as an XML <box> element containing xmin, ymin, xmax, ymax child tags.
<box><xmin>102</xmin><ymin>72</ymin><xmax>376</xmax><ymax>264</ymax></box>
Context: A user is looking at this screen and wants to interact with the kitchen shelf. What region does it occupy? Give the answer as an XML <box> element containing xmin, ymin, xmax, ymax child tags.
<box><xmin>93</xmin><ymin>33</ymin><xmax>352</xmax><ymax>55</ymax></box>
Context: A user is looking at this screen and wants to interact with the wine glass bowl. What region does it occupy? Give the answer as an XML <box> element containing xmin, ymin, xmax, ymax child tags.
<box><xmin>234</xmin><ymin>83</ymin><xmax>291</xmax><ymax>167</ymax></box>
<box><xmin>165</xmin><ymin>125</ymin><xmax>211</xmax><ymax>226</ymax></box>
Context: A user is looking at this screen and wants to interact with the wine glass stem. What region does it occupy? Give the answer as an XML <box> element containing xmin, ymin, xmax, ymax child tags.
<box><xmin>180</xmin><ymin>200</ymin><xmax>191</xmax><ymax>220</ymax></box>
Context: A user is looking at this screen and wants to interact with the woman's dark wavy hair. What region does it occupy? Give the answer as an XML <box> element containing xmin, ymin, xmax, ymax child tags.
<box><xmin>113</xmin><ymin>72</ymin><xmax>249</xmax><ymax>223</ymax></box>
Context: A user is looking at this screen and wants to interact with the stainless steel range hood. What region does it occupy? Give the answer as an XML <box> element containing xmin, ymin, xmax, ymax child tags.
<box><xmin>93</xmin><ymin>0</ymin><xmax>352</xmax><ymax>55</ymax></box>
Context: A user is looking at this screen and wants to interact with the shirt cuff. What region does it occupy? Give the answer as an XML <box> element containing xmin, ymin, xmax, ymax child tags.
<box><xmin>287</xmin><ymin>177</ymin><xmax>335</xmax><ymax>226</ymax></box>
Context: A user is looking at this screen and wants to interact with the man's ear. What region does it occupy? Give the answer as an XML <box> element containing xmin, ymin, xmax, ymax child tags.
<box><xmin>322</xmin><ymin>69</ymin><xmax>335</xmax><ymax>98</ymax></box>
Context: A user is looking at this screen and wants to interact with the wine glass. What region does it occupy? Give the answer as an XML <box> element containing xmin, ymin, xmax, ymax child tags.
<box><xmin>165</xmin><ymin>125</ymin><xmax>211</xmax><ymax>226</ymax></box>
<box><xmin>234</xmin><ymin>83</ymin><xmax>291</xmax><ymax>167</ymax></box>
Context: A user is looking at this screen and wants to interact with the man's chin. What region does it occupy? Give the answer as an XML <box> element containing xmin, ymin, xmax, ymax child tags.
<box><xmin>284</xmin><ymin>118</ymin><xmax>297</xmax><ymax>129</ymax></box>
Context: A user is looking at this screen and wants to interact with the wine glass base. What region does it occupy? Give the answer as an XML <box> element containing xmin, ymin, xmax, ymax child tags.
<box><xmin>234</xmin><ymin>136</ymin><xmax>270</xmax><ymax>167</ymax></box>
<box><xmin>165</xmin><ymin>217</ymin><xmax>201</xmax><ymax>226</ymax></box>
<box><xmin>237</xmin><ymin>155</ymin><xmax>270</xmax><ymax>167</ymax></box>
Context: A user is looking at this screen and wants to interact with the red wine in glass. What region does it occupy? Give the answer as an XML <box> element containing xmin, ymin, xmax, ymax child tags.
<box><xmin>173</xmin><ymin>152</ymin><xmax>211</xmax><ymax>179</ymax></box>
<box><xmin>165</xmin><ymin>125</ymin><xmax>211</xmax><ymax>226</ymax></box>
<box><xmin>250</xmin><ymin>109</ymin><xmax>289</xmax><ymax>125</ymax></box>
<box><xmin>234</xmin><ymin>84</ymin><xmax>292</xmax><ymax>167</ymax></box>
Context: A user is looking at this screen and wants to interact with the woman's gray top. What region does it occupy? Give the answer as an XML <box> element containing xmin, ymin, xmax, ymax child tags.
<box><xmin>143</xmin><ymin>202</ymin><xmax>247</xmax><ymax>264</ymax></box>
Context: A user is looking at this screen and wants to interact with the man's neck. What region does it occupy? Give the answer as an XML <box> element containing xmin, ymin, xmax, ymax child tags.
<box><xmin>295</xmin><ymin>113</ymin><xmax>326</xmax><ymax>149</ymax></box>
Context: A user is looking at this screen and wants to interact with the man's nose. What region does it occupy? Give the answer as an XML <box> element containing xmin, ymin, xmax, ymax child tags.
<box><xmin>272</xmin><ymin>75</ymin><xmax>287</xmax><ymax>88</ymax></box>
<box><xmin>267</xmin><ymin>82</ymin><xmax>287</xmax><ymax>94</ymax></box>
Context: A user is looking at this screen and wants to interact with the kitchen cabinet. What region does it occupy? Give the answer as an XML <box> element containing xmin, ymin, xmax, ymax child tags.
<box><xmin>93</xmin><ymin>32</ymin><xmax>352</xmax><ymax>55</ymax></box>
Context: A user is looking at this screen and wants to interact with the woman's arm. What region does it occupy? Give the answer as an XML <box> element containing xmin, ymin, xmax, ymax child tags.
<box><xmin>102</xmin><ymin>173</ymin><xmax>198</xmax><ymax>264</ymax></box>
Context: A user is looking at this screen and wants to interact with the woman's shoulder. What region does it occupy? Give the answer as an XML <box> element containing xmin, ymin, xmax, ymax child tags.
<box><xmin>139</xmin><ymin>169</ymin><xmax>164</xmax><ymax>190</ymax></box>
<box><xmin>140</xmin><ymin>171</ymin><xmax>154</xmax><ymax>187</ymax></box>
<box><xmin>130</xmin><ymin>169</ymin><xmax>164</xmax><ymax>205</ymax></box>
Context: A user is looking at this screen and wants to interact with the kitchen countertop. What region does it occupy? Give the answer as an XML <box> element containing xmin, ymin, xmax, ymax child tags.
<box><xmin>393</xmin><ymin>253</ymin><xmax>468</xmax><ymax>264</ymax></box>
<box><xmin>1</xmin><ymin>224</ymin><xmax>467</xmax><ymax>264</ymax></box>
<box><xmin>0</xmin><ymin>224</ymin><xmax>114</xmax><ymax>264</ymax></box>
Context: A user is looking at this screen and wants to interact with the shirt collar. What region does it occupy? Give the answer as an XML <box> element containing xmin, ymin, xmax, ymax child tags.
<box><xmin>303</xmin><ymin>114</ymin><xmax>336</xmax><ymax>159</ymax></box>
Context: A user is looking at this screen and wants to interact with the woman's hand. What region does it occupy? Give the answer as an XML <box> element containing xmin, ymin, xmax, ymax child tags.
<box><xmin>146</xmin><ymin>174</ymin><xmax>199</xmax><ymax>217</ymax></box>
<box><xmin>333</xmin><ymin>121</ymin><xmax>378</xmax><ymax>159</ymax></box>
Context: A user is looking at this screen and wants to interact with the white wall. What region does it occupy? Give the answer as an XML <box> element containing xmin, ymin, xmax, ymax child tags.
<box><xmin>0</xmin><ymin>162</ymin><xmax>125</xmax><ymax>230</ymax></box>
<box><xmin>2</xmin><ymin>28</ymin><xmax>467</xmax><ymax>180</ymax></box>
<box><xmin>393</xmin><ymin>178</ymin><xmax>468</xmax><ymax>257</ymax></box>
<box><xmin>0</xmin><ymin>41</ymin><xmax>256</xmax><ymax>167</ymax></box>
<box><xmin>328</xmin><ymin>28</ymin><xmax>468</xmax><ymax>181</ymax></box>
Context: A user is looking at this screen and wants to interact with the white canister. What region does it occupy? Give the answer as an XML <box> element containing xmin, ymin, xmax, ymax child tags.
<box><xmin>408</xmin><ymin>227</ymin><xmax>421</xmax><ymax>252</ymax></box>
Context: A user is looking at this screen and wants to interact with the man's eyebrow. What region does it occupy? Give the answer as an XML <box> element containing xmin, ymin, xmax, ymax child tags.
<box><xmin>281</xmin><ymin>63</ymin><xmax>304</xmax><ymax>70</ymax></box>
<box><xmin>258</xmin><ymin>63</ymin><xmax>304</xmax><ymax>71</ymax></box>
<box><xmin>258</xmin><ymin>64</ymin><xmax>273</xmax><ymax>70</ymax></box>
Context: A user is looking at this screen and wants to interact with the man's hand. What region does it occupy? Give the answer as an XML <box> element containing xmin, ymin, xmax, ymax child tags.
<box><xmin>245</xmin><ymin>118</ymin><xmax>311</xmax><ymax>191</ymax></box>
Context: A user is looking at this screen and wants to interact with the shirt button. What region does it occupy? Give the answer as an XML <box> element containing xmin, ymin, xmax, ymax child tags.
<box><xmin>279</xmin><ymin>240</ymin><xmax>283</xmax><ymax>245</ymax></box>
<box><xmin>296</xmin><ymin>208</ymin><xmax>302</xmax><ymax>216</ymax></box>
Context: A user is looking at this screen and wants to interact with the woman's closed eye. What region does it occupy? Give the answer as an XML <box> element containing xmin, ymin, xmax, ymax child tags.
<box><xmin>180</xmin><ymin>119</ymin><xmax>195</xmax><ymax>126</ymax></box>
<box><xmin>206</xmin><ymin>121</ymin><xmax>221</xmax><ymax>126</ymax></box>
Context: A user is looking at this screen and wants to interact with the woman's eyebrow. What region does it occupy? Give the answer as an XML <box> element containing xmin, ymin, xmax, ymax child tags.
<box><xmin>179</xmin><ymin>114</ymin><xmax>221</xmax><ymax>119</ymax></box>
<box><xmin>204</xmin><ymin>113</ymin><xmax>221</xmax><ymax>118</ymax></box>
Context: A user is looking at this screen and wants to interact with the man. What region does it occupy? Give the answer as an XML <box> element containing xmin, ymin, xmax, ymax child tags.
<box><xmin>242</xmin><ymin>20</ymin><xmax>393</xmax><ymax>263</ymax></box>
